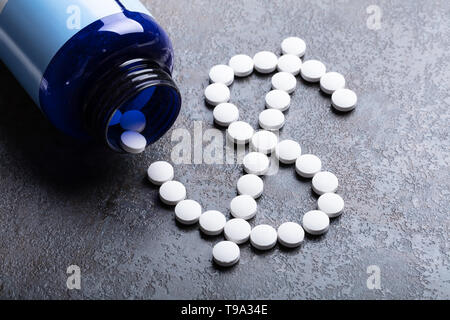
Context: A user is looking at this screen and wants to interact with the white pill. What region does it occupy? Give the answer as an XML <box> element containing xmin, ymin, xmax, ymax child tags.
<box><xmin>209</xmin><ymin>64</ymin><xmax>234</xmax><ymax>86</ymax></box>
<box><xmin>265</xmin><ymin>90</ymin><xmax>291</xmax><ymax>112</ymax></box>
<box><xmin>212</xmin><ymin>241</ymin><xmax>240</xmax><ymax>267</ymax></box>
<box><xmin>250</xmin><ymin>224</ymin><xmax>277</xmax><ymax>250</ymax></box>
<box><xmin>243</xmin><ymin>152</ymin><xmax>270</xmax><ymax>175</ymax></box>
<box><xmin>253</xmin><ymin>51</ymin><xmax>278</xmax><ymax>74</ymax></box>
<box><xmin>302</xmin><ymin>210</ymin><xmax>330</xmax><ymax>235</ymax></box>
<box><xmin>331</xmin><ymin>88</ymin><xmax>357</xmax><ymax>112</ymax></box>
<box><xmin>227</xmin><ymin>121</ymin><xmax>254</xmax><ymax>145</ymax></box>
<box><xmin>271</xmin><ymin>72</ymin><xmax>297</xmax><ymax>94</ymax></box>
<box><xmin>312</xmin><ymin>171</ymin><xmax>339</xmax><ymax>195</ymax></box>
<box><xmin>320</xmin><ymin>72</ymin><xmax>346</xmax><ymax>94</ymax></box>
<box><xmin>147</xmin><ymin>161</ymin><xmax>174</xmax><ymax>185</ymax></box>
<box><xmin>199</xmin><ymin>210</ymin><xmax>227</xmax><ymax>235</ymax></box>
<box><xmin>229</xmin><ymin>54</ymin><xmax>254</xmax><ymax>77</ymax></box>
<box><xmin>174</xmin><ymin>199</ymin><xmax>202</xmax><ymax>225</ymax></box>
<box><xmin>281</xmin><ymin>37</ymin><xmax>306</xmax><ymax>57</ymax></box>
<box><xmin>300</xmin><ymin>60</ymin><xmax>326</xmax><ymax>82</ymax></box>
<box><xmin>259</xmin><ymin>109</ymin><xmax>285</xmax><ymax>131</ymax></box>
<box><xmin>318</xmin><ymin>193</ymin><xmax>344</xmax><ymax>218</ymax></box>
<box><xmin>120</xmin><ymin>110</ymin><xmax>146</xmax><ymax>132</ymax></box>
<box><xmin>159</xmin><ymin>180</ymin><xmax>187</xmax><ymax>205</ymax></box>
<box><xmin>251</xmin><ymin>130</ymin><xmax>279</xmax><ymax>154</ymax></box>
<box><xmin>236</xmin><ymin>174</ymin><xmax>264</xmax><ymax>199</ymax></box>
<box><xmin>224</xmin><ymin>218</ymin><xmax>251</xmax><ymax>244</ymax></box>
<box><xmin>213</xmin><ymin>103</ymin><xmax>239</xmax><ymax>127</ymax></box>
<box><xmin>295</xmin><ymin>154</ymin><xmax>322</xmax><ymax>178</ymax></box>
<box><xmin>204</xmin><ymin>83</ymin><xmax>230</xmax><ymax>106</ymax></box>
<box><xmin>230</xmin><ymin>195</ymin><xmax>257</xmax><ymax>220</ymax></box>
<box><xmin>275</xmin><ymin>140</ymin><xmax>301</xmax><ymax>164</ymax></box>
<box><xmin>277</xmin><ymin>222</ymin><xmax>305</xmax><ymax>248</ymax></box>
<box><xmin>277</xmin><ymin>54</ymin><xmax>302</xmax><ymax>75</ymax></box>
<box><xmin>120</xmin><ymin>131</ymin><xmax>147</xmax><ymax>154</ymax></box>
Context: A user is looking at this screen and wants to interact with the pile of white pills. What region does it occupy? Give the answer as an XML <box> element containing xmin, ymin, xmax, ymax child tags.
<box><xmin>146</xmin><ymin>36</ymin><xmax>353</xmax><ymax>267</ymax></box>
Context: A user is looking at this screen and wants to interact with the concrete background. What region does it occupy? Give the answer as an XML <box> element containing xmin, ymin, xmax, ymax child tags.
<box><xmin>0</xmin><ymin>0</ymin><xmax>449</xmax><ymax>299</ymax></box>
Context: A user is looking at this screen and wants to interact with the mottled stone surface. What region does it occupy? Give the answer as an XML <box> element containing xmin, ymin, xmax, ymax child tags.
<box><xmin>0</xmin><ymin>0</ymin><xmax>449</xmax><ymax>299</ymax></box>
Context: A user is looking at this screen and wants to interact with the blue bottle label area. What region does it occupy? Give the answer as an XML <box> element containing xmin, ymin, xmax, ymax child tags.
<box><xmin>0</xmin><ymin>0</ymin><xmax>151</xmax><ymax>107</ymax></box>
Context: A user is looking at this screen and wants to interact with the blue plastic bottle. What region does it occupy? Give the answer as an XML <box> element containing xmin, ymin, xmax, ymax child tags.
<box><xmin>0</xmin><ymin>0</ymin><xmax>181</xmax><ymax>152</ymax></box>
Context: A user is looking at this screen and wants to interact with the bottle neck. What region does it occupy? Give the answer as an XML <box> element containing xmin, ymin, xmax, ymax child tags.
<box><xmin>83</xmin><ymin>58</ymin><xmax>181</xmax><ymax>152</ymax></box>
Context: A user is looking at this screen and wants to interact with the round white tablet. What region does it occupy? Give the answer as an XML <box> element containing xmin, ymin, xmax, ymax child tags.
<box><xmin>277</xmin><ymin>54</ymin><xmax>302</xmax><ymax>75</ymax></box>
<box><xmin>199</xmin><ymin>210</ymin><xmax>227</xmax><ymax>235</ymax></box>
<box><xmin>271</xmin><ymin>72</ymin><xmax>297</xmax><ymax>94</ymax></box>
<box><xmin>236</xmin><ymin>174</ymin><xmax>264</xmax><ymax>199</ymax></box>
<box><xmin>302</xmin><ymin>210</ymin><xmax>330</xmax><ymax>235</ymax></box>
<box><xmin>250</xmin><ymin>224</ymin><xmax>277</xmax><ymax>250</ymax></box>
<box><xmin>275</xmin><ymin>140</ymin><xmax>301</xmax><ymax>164</ymax></box>
<box><xmin>277</xmin><ymin>222</ymin><xmax>305</xmax><ymax>248</ymax></box>
<box><xmin>312</xmin><ymin>171</ymin><xmax>339</xmax><ymax>195</ymax></box>
<box><xmin>174</xmin><ymin>199</ymin><xmax>202</xmax><ymax>225</ymax></box>
<box><xmin>229</xmin><ymin>54</ymin><xmax>254</xmax><ymax>77</ymax></box>
<box><xmin>281</xmin><ymin>37</ymin><xmax>306</xmax><ymax>57</ymax></box>
<box><xmin>224</xmin><ymin>218</ymin><xmax>251</xmax><ymax>244</ymax></box>
<box><xmin>265</xmin><ymin>90</ymin><xmax>291</xmax><ymax>112</ymax></box>
<box><xmin>212</xmin><ymin>241</ymin><xmax>240</xmax><ymax>267</ymax></box>
<box><xmin>147</xmin><ymin>161</ymin><xmax>174</xmax><ymax>185</ymax></box>
<box><xmin>120</xmin><ymin>110</ymin><xmax>146</xmax><ymax>132</ymax></box>
<box><xmin>300</xmin><ymin>60</ymin><xmax>326</xmax><ymax>82</ymax></box>
<box><xmin>320</xmin><ymin>72</ymin><xmax>346</xmax><ymax>94</ymax></box>
<box><xmin>209</xmin><ymin>64</ymin><xmax>234</xmax><ymax>86</ymax></box>
<box><xmin>251</xmin><ymin>130</ymin><xmax>279</xmax><ymax>154</ymax></box>
<box><xmin>317</xmin><ymin>193</ymin><xmax>344</xmax><ymax>218</ymax></box>
<box><xmin>159</xmin><ymin>180</ymin><xmax>187</xmax><ymax>205</ymax></box>
<box><xmin>120</xmin><ymin>131</ymin><xmax>147</xmax><ymax>154</ymax></box>
<box><xmin>204</xmin><ymin>83</ymin><xmax>231</xmax><ymax>106</ymax></box>
<box><xmin>213</xmin><ymin>103</ymin><xmax>239</xmax><ymax>127</ymax></box>
<box><xmin>259</xmin><ymin>108</ymin><xmax>285</xmax><ymax>131</ymax></box>
<box><xmin>331</xmin><ymin>88</ymin><xmax>357</xmax><ymax>112</ymax></box>
<box><xmin>295</xmin><ymin>154</ymin><xmax>322</xmax><ymax>178</ymax></box>
<box><xmin>230</xmin><ymin>195</ymin><xmax>257</xmax><ymax>220</ymax></box>
<box><xmin>253</xmin><ymin>51</ymin><xmax>278</xmax><ymax>74</ymax></box>
<box><xmin>243</xmin><ymin>152</ymin><xmax>270</xmax><ymax>175</ymax></box>
<box><xmin>227</xmin><ymin>121</ymin><xmax>254</xmax><ymax>145</ymax></box>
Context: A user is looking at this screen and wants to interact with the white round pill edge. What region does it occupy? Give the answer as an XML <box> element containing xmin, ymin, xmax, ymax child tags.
<box><xmin>120</xmin><ymin>110</ymin><xmax>146</xmax><ymax>132</ymax></box>
<box><xmin>302</xmin><ymin>210</ymin><xmax>330</xmax><ymax>235</ymax></box>
<box><xmin>236</xmin><ymin>174</ymin><xmax>264</xmax><ymax>199</ymax></box>
<box><xmin>250</xmin><ymin>224</ymin><xmax>278</xmax><ymax>250</ymax></box>
<box><xmin>251</xmin><ymin>130</ymin><xmax>279</xmax><ymax>154</ymax></box>
<box><xmin>212</xmin><ymin>241</ymin><xmax>240</xmax><ymax>267</ymax></box>
<box><xmin>242</xmin><ymin>152</ymin><xmax>270</xmax><ymax>175</ymax></box>
<box><xmin>295</xmin><ymin>154</ymin><xmax>322</xmax><ymax>178</ymax></box>
<box><xmin>224</xmin><ymin>218</ymin><xmax>251</xmax><ymax>244</ymax></box>
<box><xmin>230</xmin><ymin>195</ymin><xmax>257</xmax><ymax>220</ymax></box>
<box><xmin>265</xmin><ymin>90</ymin><xmax>291</xmax><ymax>111</ymax></box>
<box><xmin>259</xmin><ymin>109</ymin><xmax>285</xmax><ymax>131</ymax></box>
<box><xmin>277</xmin><ymin>222</ymin><xmax>305</xmax><ymax>248</ymax></box>
<box><xmin>331</xmin><ymin>88</ymin><xmax>357</xmax><ymax>112</ymax></box>
<box><xmin>317</xmin><ymin>193</ymin><xmax>344</xmax><ymax>218</ymax></box>
<box><xmin>300</xmin><ymin>60</ymin><xmax>326</xmax><ymax>83</ymax></box>
<box><xmin>277</xmin><ymin>54</ymin><xmax>302</xmax><ymax>75</ymax></box>
<box><xmin>229</xmin><ymin>54</ymin><xmax>254</xmax><ymax>77</ymax></box>
<box><xmin>213</xmin><ymin>103</ymin><xmax>239</xmax><ymax>127</ymax></box>
<box><xmin>271</xmin><ymin>72</ymin><xmax>297</xmax><ymax>94</ymax></box>
<box><xmin>159</xmin><ymin>180</ymin><xmax>187</xmax><ymax>205</ymax></box>
<box><xmin>281</xmin><ymin>37</ymin><xmax>306</xmax><ymax>57</ymax></box>
<box><xmin>253</xmin><ymin>51</ymin><xmax>278</xmax><ymax>74</ymax></box>
<box><xmin>147</xmin><ymin>161</ymin><xmax>174</xmax><ymax>185</ymax></box>
<box><xmin>204</xmin><ymin>83</ymin><xmax>231</xmax><ymax>106</ymax></box>
<box><xmin>320</xmin><ymin>72</ymin><xmax>346</xmax><ymax>94</ymax></box>
<box><xmin>209</xmin><ymin>64</ymin><xmax>234</xmax><ymax>86</ymax></box>
<box><xmin>199</xmin><ymin>210</ymin><xmax>227</xmax><ymax>235</ymax></box>
<box><xmin>312</xmin><ymin>171</ymin><xmax>339</xmax><ymax>195</ymax></box>
<box><xmin>227</xmin><ymin>121</ymin><xmax>254</xmax><ymax>145</ymax></box>
<box><xmin>120</xmin><ymin>131</ymin><xmax>147</xmax><ymax>154</ymax></box>
<box><xmin>174</xmin><ymin>199</ymin><xmax>202</xmax><ymax>225</ymax></box>
<box><xmin>275</xmin><ymin>140</ymin><xmax>302</xmax><ymax>164</ymax></box>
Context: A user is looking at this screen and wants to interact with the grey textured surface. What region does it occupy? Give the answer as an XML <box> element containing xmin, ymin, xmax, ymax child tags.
<box><xmin>0</xmin><ymin>0</ymin><xmax>449</xmax><ymax>299</ymax></box>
